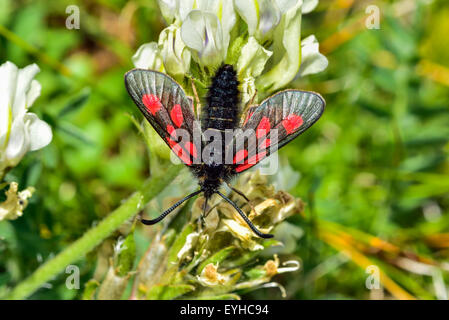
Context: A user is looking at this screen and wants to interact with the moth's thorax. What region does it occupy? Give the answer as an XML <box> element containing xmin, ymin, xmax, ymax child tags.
<box><xmin>193</xmin><ymin>163</ymin><xmax>234</xmax><ymax>198</ymax></box>
<box><xmin>202</xmin><ymin>64</ymin><xmax>240</xmax><ymax>132</ymax></box>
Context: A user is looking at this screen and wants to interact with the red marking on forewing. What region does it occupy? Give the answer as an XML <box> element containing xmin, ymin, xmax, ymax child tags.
<box><xmin>178</xmin><ymin>149</ymin><xmax>192</xmax><ymax>166</ymax></box>
<box><xmin>233</xmin><ymin>149</ymin><xmax>248</xmax><ymax>164</ymax></box>
<box><xmin>235</xmin><ymin>151</ymin><xmax>267</xmax><ymax>173</ymax></box>
<box><xmin>256</xmin><ymin>117</ymin><xmax>271</xmax><ymax>138</ymax></box>
<box><xmin>170</xmin><ymin>104</ymin><xmax>184</xmax><ymax>128</ymax></box>
<box><xmin>185</xmin><ymin>141</ymin><xmax>198</xmax><ymax>158</ymax></box>
<box><xmin>142</xmin><ymin>94</ymin><xmax>162</xmax><ymax>115</ymax></box>
<box><xmin>167</xmin><ymin>138</ymin><xmax>192</xmax><ymax>166</ymax></box>
<box><xmin>282</xmin><ymin>114</ymin><xmax>303</xmax><ymax>134</ymax></box>
<box><xmin>259</xmin><ymin>138</ymin><xmax>271</xmax><ymax>150</ymax></box>
<box><xmin>166</xmin><ymin>125</ymin><xmax>175</xmax><ymax>137</ymax></box>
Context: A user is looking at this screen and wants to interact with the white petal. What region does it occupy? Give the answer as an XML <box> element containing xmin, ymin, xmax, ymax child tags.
<box><xmin>25</xmin><ymin>113</ymin><xmax>53</xmax><ymax>151</ymax></box>
<box><xmin>158</xmin><ymin>26</ymin><xmax>191</xmax><ymax>79</ymax></box>
<box><xmin>302</xmin><ymin>0</ymin><xmax>319</xmax><ymax>14</ymax></box>
<box><xmin>234</xmin><ymin>0</ymin><xmax>258</xmax><ymax>36</ymax></box>
<box><xmin>256</xmin><ymin>0</ymin><xmax>302</xmax><ymax>92</ymax></box>
<box><xmin>274</xmin><ymin>0</ymin><xmax>298</xmax><ymax>13</ymax></box>
<box><xmin>178</xmin><ymin>0</ymin><xmax>195</xmax><ymax>20</ymax></box>
<box><xmin>257</xmin><ymin>0</ymin><xmax>281</xmax><ymax>40</ymax></box>
<box><xmin>132</xmin><ymin>42</ymin><xmax>165</xmax><ymax>71</ymax></box>
<box><xmin>237</xmin><ymin>37</ymin><xmax>273</xmax><ymax>78</ymax></box>
<box><xmin>235</xmin><ymin>0</ymin><xmax>281</xmax><ymax>41</ymax></box>
<box><xmin>157</xmin><ymin>0</ymin><xmax>178</xmax><ymax>23</ymax></box>
<box><xmin>0</xmin><ymin>62</ymin><xmax>18</xmax><ymax>144</ymax></box>
<box><xmin>298</xmin><ymin>35</ymin><xmax>328</xmax><ymax>76</ymax></box>
<box><xmin>237</xmin><ymin>37</ymin><xmax>273</xmax><ymax>105</ymax></box>
<box><xmin>5</xmin><ymin>115</ymin><xmax>28</xmax><ymax>166</ymax></box>
<box><xmin>181</xmin><ymin>10</ymin><xmax>207</xmax><ymax>52</ymax></box>
<box><xmin>181</xmin><ymin>10</ymin><xmax>224</xmax><ymax>67</ymax></box>
<box><xmin>198</xmin><ymin>0</ymin><xmax>236</xmax><ymax>53</ymax></box>
<box><xmin>12</xmin><ymin>63</ymin><xmax>40</xmax><ymax>119</ymax></box>
<box><xmin>26</xmin><ymin>80</ymin><xmax>41</xmax><ymax>108</ymax></box>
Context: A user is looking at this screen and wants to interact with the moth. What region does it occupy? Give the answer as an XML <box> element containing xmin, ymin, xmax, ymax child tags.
<box><xmin>124</xmin><ymin>64</ymin><xmax>325</xmax><ymax>238</ymax></box>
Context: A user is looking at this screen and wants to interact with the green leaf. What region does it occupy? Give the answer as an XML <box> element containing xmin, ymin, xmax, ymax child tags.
<box><xmin>146</xmin><ymin>284</ymin><xmax>195</xmax><ymax>300</ymax></box>
<box><xmin>197</xmin><ymin>246</ymin><xmax>236</xmax><ymax>275</ymax></box>
<box><xmin>196</xmin><ymin>293</ymin><xmax>241</xmax><ymax>300</ymax></box>
<box><xmin>167</xmin><ymin>223</ymin><xmax>196</xmax><ymax>265</ymax></box>
<box><xmin>82</xmin><ymin>280</ymin><xmax>99</xmax><ymax>300</ymax></box>
<box><xmin>58</xmin><ymin>89</ymin><xmax>91</xmax><ymax>117</ymax></box>
<box><xmin>115</xmin><ymin>232</ymin><xmax>136</xmax><ymax>277</ymax></box>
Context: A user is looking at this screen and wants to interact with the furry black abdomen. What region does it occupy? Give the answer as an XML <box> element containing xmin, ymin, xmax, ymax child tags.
<box><xmin>202</xmin><ymin>64</ymin><xmax>240</xmax><ymax>131</ymax></box>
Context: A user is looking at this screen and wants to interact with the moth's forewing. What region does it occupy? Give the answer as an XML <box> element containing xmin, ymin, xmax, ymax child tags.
<box><xmin>124</xmin><ymin>69</ymin><xmax>199</xmax><ymax>165</ymax></box>
<box><xmin>227</xmin><ymin>90</ymin><xmax>325</xmax><ymax>173</ymax></box>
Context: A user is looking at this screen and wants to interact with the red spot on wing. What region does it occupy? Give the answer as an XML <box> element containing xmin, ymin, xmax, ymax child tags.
<box><xmin>259</xmin><ymin>138</ymin><xmax>271</xmax><ymax>150</ymax></box>
<box><xmin>185</xmin><ymin>141</ymin><xmax>198</xmax><ymax>158</ymax></box>
<box><xmin>167</xmin><ymin>137</ymin><xmax>192</xmax><ymax>166</ymax></box>
<box><xmin>235</xmin><ymin>151</ymin><xmax>267</xmax><ymax>173</ymax></box>
<box><xmin>142</xmin><ymin>94</ymin><xmax>162</xmax><ymax>115</ymax></box>
<box><xmin>166</xmin><ymin>125</ymin><xmax>175</xmax><ymax>137</ymax></box>
<box><xmin>233</xmin><ymin>149</ymin><xmax>248</xmax><ymax>164</ymax></box>
<box><xmin>178</xmin><ymin>150</ymin><xmax>192</xmax><ymax>166</ymax></box>
<box><xmin>256</xmin><ymin>117</ymin><xmax>271</xmax><ymax>138</ymax></box>
<box><xmin>282</xmin><ymin>114</ymin><xmax>303</xmax><ymax>134</ymax></box>
<box><xmin>167</xmin><ymin>136</ymin><xmax>177</xmax><ymax>148</ymax></box>
<box><xmin>170</xmin><ymin>104</ymin><xmax>184</xmax><ymax>128</ymax></box>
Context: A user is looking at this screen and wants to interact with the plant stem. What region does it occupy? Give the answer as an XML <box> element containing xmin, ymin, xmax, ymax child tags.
<box><xmin>7</xmin><ymin>165</ymin><xmax>182</xmax><ymax>300</ymax></box>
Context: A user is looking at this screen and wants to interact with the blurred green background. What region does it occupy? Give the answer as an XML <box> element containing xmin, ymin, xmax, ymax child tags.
<box><xmin>1</xmin><ymin>0</ymin><xmax>449</xmax><ymax>300</ymax></box>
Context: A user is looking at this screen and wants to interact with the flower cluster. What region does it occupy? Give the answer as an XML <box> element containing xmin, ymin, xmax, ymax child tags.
<box><xmin>0</xmin><ymin>61</ymin><xmax>52</xmax><ymax>221</ymax></box>
<box><xmin>0</xmin><ymin>61</ymin><xmax>52</xmax><ymax>179</ymax></box>
<box><xmin>86</xmin><ymin>169</ymin><xmax>304</xmax><ymax>300</ymax></box>
<box><xmin>133</xmin><ymin>0</ymin><xmax>327</xmax><ymax>105</ymax></box>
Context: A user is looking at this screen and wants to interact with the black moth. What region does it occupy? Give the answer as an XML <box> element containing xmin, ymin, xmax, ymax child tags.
<box><xmin>124</xmin><ymin>64</ymin><xmax>325</xmax><ymax>238</ymax></box>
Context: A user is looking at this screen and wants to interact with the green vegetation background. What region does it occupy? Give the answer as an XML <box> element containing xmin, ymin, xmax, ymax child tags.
<box><xmin>1</xmin><ymin>0</ymin><xmax>449</xmax><ymax>299</ymax></box>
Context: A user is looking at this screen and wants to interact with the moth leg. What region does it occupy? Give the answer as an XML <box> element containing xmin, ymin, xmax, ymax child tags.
<box><xmin>240</xmin><ymin>89</ymin><xmax>258</xmax><ymax>125</ymax></box>
<box><xmin>226</xmin><ymin>182</ymin><xmax>257</xmax><ymax>216</ymax></box>
<box><xmin>247</xmin><ymin>89</ymin><xmax>258</xmax><ymax>108</ymax></box>
<box><xmin>204</xmin><ymin>203</ymin><xmax>219</xmax><ymax>218</ymax></box>
<box><xmin>202</xmin><ymin>197</ymin><xmax>208</xmax><ymax>219</ymax></box>
<box><xmin>201</xmin><ymin>197</ymin><xmax>220</xmax><ymax>219</ymax></box>
<box><xmin>190</xmin><ymin>77</ymin><xmax>201</xmax><ymax>120</ymax></box>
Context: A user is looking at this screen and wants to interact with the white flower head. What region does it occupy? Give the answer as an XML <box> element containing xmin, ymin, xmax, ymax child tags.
<box><xmin>235</xmin><ymin>0</ymin><xmax>281</xmax><ymax>42</ymax></box>
<box><xmin>237</xmin><ymin>37</ymin><xmax>273</xmax><ymax>105</ymax></box>
<box><xmin>181</xmin><ymin>10</ymin><xmax>226</xmax><ymax>68</ymax></box>
<box><xmin>297</xmin><ymin>35</ymin><xmax>328</xmax><ymax>77</ymax></box>
<box><xmin>197</xmin><ymin>0</ymin><xmax>236</xmax><ymax>55</ymax></box>
<box><xmin>157</xmin><ymin>0</ymin><xmax>179</xmax><ymax>23</ymax></box>
<box><xmin>0</xmin><ymin>61</ymin><xmax>52</xmax><ymax>176</ymax></box>
<box><xmin>158</xmin><ymin>25</ymin><xmax>191</xmax><ymax>79</ymax></box>
<box><xmin>132</xmin><ymin>42</ymin><xmax>165</xmax><ymax>71</ymax></box>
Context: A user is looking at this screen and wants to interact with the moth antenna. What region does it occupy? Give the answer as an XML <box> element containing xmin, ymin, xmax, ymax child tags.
<box><xmin>216</xmin><ymin>191</ymin><xmax>274</xmax><ymax>239</ymax></box>
<box><xmin>141</xmin><ymin>189</ymin><xmax>202</xmax><ymax>225</ymax></box>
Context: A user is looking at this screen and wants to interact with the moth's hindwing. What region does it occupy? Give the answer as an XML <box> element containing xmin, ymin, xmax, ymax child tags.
<box><xmin>228</xmin><ymin>90</ymin><xmax>325</xmax><ymax>173</ymax></box>
<box><xmin>124</xmin><ymin>69</ymin><xmax>199</xmax><ymax>166</ymax></box>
